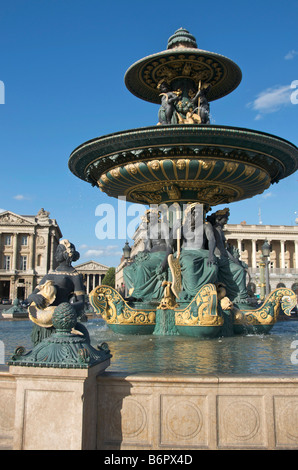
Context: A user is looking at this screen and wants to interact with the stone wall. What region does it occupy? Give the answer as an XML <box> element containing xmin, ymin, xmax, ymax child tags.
<box><xmin>0</xmin><ymin>367</ymin><xmax>16</xmax><ymax>449</ymax></box>
<box><xmin>1</xmin><ymin>367</ymin><xmax>298</xmax><ymax>450</ymax></box>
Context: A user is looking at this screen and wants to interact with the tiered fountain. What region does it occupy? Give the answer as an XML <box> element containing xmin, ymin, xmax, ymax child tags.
<box><xmin>69</xmin><ymin>28</ymin><xmax>298</xmax><ymax>338</ymax></box>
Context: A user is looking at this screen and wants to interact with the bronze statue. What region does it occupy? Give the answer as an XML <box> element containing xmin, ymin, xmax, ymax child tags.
<box><xmin>157</xmin><ymin>80</ymin><xmax>182</xmax><ymax>125</ymax></box>
<box><xmin>169</xmin><ymin>203</ymin><xmax>218</xmax><ymax>301</ymax></box>
<box><xmin>27</xmin><ymin>239</ymin><xmax>88</xmax><ymax>345</ymax></box>
<box><xmin>207</xmin><ymin>208</ymin><xmax>249</xmax><ymax>304</ymax></box>
<box><xmin>123</xmin><ymin>209</ymin><xmax>172</xmax><ymax>302</ymax></box>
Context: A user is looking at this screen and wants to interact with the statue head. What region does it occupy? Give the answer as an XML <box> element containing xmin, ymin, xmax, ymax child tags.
<box><xmin>55</xmin><ymin>239</ymin><xmax>80</xmax><ymax>266</ymax></box>
<box><xmin>157</xmin><ymin>79</ymin><xmax>170</xmax><ymax>93</ymax></box>
<box><xmin>207</xmin><ymin>208</ymin><xmax>230</xmax><ymax>226</ymax></box>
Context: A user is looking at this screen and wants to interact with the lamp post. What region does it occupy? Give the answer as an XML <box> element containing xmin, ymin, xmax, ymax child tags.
<box><xmin>261</xmin><ymin>240</ymin><xmax>271</xmax><ymax>298</ymax></box>
<box><xmin>123</xmin><ymin>241</ymin><xmax>131</xmax><ymax>260</ymax></box>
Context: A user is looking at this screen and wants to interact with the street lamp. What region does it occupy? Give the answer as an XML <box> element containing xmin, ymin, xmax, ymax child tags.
<box><xmin>261</xmin><ymin>240</ymin><xmax>271</xmax><ymax>298</ymax></box>
<box><xmin>123</xmin><ymin>241</ymin><xmax>131</xmax><ymax>260</ymax></box>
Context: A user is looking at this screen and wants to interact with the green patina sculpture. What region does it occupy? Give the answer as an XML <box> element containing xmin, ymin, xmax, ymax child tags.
<box><xmin>207</xmin><ymin>207</ymin><xmax>249</xmax><ymax>306</ymax></box>
<box><xmin>123</xmin><ymin>209</ymin><xmax>171</xmax><ymax>302</ymax></box>
<box><xmin>27</xmin><ymin>239</ymin><xmax>88</xmax><ymax>346</ymax></box>
<box><xmin>8</xmin><ymin>302</ymin><xmax>111</xmax><ymax>368</ymax></box>
<box><xmin>123</xmin><ymin>203</ymin><xmax>251</xmax><ymax>308</ymax></box>
<box><xmin>70</xmin><ymin>28</ymin><xmax>298</xmax><ymax>338</ymax></box>
<box><xmin>9</xmin><ymin>239</ymin><xmax>111</xmax><ymax>367</ymax></box>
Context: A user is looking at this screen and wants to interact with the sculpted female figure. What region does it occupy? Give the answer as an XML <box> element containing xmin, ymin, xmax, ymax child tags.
<box><xmin>123</xmin><ymin>209</ymin><xmax>172</xmax><ymax>302</ymax></box>
<box><xmin>207</xmin><ymin>208</ymin><xmax>249</xmax><ymax>304</ymax></box>
<box><xmin>27</xmin><ymin>239</ymin><xmax>88</xmax><ymax>345</ymax></box>
<box><xmin>170</xmin><ymin>203</ymin><xmax>218</xmax><ymax>301</ymax></box>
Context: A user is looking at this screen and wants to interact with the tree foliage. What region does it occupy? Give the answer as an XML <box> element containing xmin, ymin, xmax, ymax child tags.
<box><xmin>102</xmin><ymin>267</ymin><xmax>115</xmax><ymax>288</ymax></box>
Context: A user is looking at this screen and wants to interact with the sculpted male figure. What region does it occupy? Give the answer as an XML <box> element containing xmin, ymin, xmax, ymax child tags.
<box><xmin>170</xmin><ymin>203</ymin><xmax>218</xmax><ymax>301</ymax></box>
<box><xmin>207</xmin><ymin>208</ymin><xmax>249</xmax><ymax>304</ymax></box>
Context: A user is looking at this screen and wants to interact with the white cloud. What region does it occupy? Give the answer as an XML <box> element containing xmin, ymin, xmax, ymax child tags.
<box><xmin>248</xmin><ymin>84</ymin><xmax>292</xmax><ymax>119</ymax></box>
<box><xmin>84</xmin><ymin>249</ymin><xmax>104</xmax><ymax>258</ymax></box>
<box><xmin>0</xmin><ymin>208</ymin><xmax>5</xmax><ymax>213</ymax></box>
<box><xmin>262</xmin><ymin>191</ymin><xmax>273</xmax><ymax>199</ymax></box>
<box><xmin>285</xmin><ymin>49</ymin><xmax>298</xmax><ymax>60</ymax></box>
<box><xmin>82</xmin><ymin>244</ymin><xmax>123</xmax><ymax>259</ymax></box>
<box><xmin>13</xmin><ymin>194</ymin><xmax>30</xmax><ymax>200</ymax></box>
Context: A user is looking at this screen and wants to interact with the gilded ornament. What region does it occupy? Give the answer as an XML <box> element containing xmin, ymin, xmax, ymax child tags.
<box><xmin>175</xmin><ymin>284</ymin><xmax>224</xmax><ymax>327</ymax></box>
<box><xmin>176</xmin><ymin>159</ymin><xmax>186</xmax><ymax>170</ymax></box>
<box><xmin>148</xmin><ymin>160</ymin><xmax>160</xmax><ymax>170</ymax></box>
<box><xmin>101</xmin><ymin>173</ymin><xmax>109</xmax><ymax>183</ymax></box>
<box><xmin>89</xmin><ymin>285</ymin><xmax>156</xmax><ymax>325</ymax></box>
<box><xmin>110</xmin><ymin>167</ymin><xmax>121</xmax><ymax>178</ymax></box>
<box><xmin>234</xmin><ymin>288</ymin><xmax>296</xmax><ymax>326</ymax></box>
<box><xmin>125</xmin><ymin>163</ymin><xmax>138</xmax><ymax>175</ymax></box>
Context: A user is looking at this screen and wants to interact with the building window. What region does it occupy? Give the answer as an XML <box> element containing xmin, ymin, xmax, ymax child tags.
<box><xmin>292</xmin><ymin>283</ymin><xmax>298</xmax><ymax>295</ymax></box>
<box><xmin>21</xmin><ymin>235</ymin><xmax>28</xmax><ymax>246</ymax></box>
<box><xmin>5</xmin><ymin>235</ymin><xmax>11</xmax><ymax>245</ymax></box>
<box><xmin>277</xmin><ymin>283</ymin><xmax>286</xmax><ymax>288</ymax></box>
<box><xmin>37</xmin><ymin>254</ymin><xmax>42</xmax><ymax>266</ymax></box>
<box><xmin>4</xmin><ymin>255</ymin><xmax>11</xmax><ymax>270</ymax></box>
<box><xmin>20</xmin><ymin>255</ymin><xmax>27</xmax><ymax>271</ymax></box>
<box><xmin>241</xmin><ymin>242</ymin><xmax>245</xmax><ymax>252</ymax></box>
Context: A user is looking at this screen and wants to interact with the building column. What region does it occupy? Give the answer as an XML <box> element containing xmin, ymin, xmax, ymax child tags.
<box><xmin>237</xmin><ymin>239</ymin><xmax>242</xmax><ymax>258</ymax></box>
<box><xmin>280</xmin><ymin>240</ymin><xmax>285</xmax><ymax>269</ymax></box>
<box><xmin>49</xmin><ymin>231</ymin><xmax>56</xmax><ymax>271</ymax></box>
<box><xmin>86</xmin><ymin>274</ymin><xmax>90</xmax><ymax>294</ymax></box>
<box><xmin>13</xmin><ymin>233</ymin><xmax>18</xmax><ymax>271</ymax></box>
<box><xmin>251</xmin><ymin>239</ymin><xmax>257</xmax><ymax>269</ymax></box>
<box><xmin>295</xmin><ymin>241</ymin><xmax>298</xmax><ymax>269</ymax></box>
<box><xmin>29</xmin><ymin>233</ymin><xmax>35</xmax><ymax>270</ymax></box>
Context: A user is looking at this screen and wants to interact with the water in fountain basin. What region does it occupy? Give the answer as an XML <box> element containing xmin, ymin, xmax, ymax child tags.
<box><xmin>1</xmin><ymin>318</ymin><xmax>298</xmax><ymax>376</ymax></box>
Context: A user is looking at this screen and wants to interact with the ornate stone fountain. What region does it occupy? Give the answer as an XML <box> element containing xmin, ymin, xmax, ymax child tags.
<box><xmin>69</xmin><ymin>28</ymin><xmax>298</xmax><ymax>338</ymax></box>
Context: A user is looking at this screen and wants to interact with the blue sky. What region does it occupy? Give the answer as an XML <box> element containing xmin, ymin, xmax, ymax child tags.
<box><xmin>0</xmin><ymin>0</ymin><xmax>297</xmax><ymax>268</ymax></box>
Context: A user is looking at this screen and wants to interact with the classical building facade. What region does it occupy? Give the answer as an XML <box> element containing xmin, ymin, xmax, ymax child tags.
<box><xmin>74</xmin><ymin>260</ymin><xmax>109</xmax><ymax>294</ymax></box>
<box><xmin>224</xmin><ymin>222</ymin><xmax>298</xmax><ymax>295</ymax></box>
<box><xmin>0</xmin><ymin>209</ymin><xmax>62</xmax><ymax>300</ymax></box>
<box><xmin>0</xmin><ymin>210</ymin><xmax>111</xmax><ymax>301</ymax></box>
<box><xmin>116</xmin><ymin>219</ymin><xmax>298</xmax><ymax>298</ymax></box>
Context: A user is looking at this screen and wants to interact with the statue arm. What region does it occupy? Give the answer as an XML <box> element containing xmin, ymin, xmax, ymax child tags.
<box><xmin>26</xmin><ymin>275</ymin><xmax>49</xmax><ymax>308</ymax></box>
<box><xmin>204</xmin><ymin>223</ymin><xmax>217</xmax><ymax>265</ymax></box>
<box><xmin>71</xmin><ymin>274</ymin><xmax>86</xmax><ymax>315</ymax></box>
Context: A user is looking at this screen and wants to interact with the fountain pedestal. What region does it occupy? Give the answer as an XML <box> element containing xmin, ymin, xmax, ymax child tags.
<box><xmin>10</xmin><ymin>362</ymin><xmax>108</xmax><ymax>450</ymax></box>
